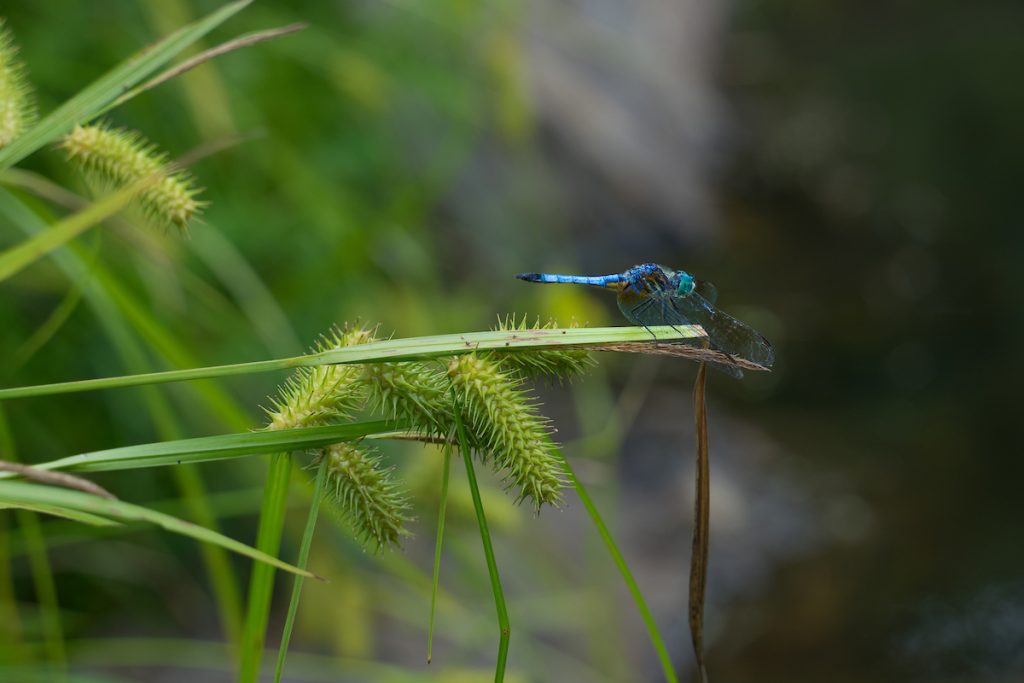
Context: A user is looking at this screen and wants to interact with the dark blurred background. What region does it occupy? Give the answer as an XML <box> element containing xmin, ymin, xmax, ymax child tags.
<box><xmin>1</xmin><ymin>1</ymin><xmax>1022</xmax><ymax>681</ymax></box>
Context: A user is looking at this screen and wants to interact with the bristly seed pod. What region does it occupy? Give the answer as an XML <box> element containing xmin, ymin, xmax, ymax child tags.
<box><xmin>317</xmin><ymin>441</ymin><xmax>412</xmax><ymax>551</ymax></box>
<box><xmin>266</xmin><ymin>325</ymin><xmax>375</xmax><ymax>430</ymax></box>
<box><xmin>448</xmin><ymin>353</ymin><xmax>566</xmax><ymax>508</ymax></box>
<box><xmin>361</xmin><ymin>361</ymin><xmax>453</xmax><ymax>438</ymax></box>
<box><xmin>61</xmin><ymin>124</ymin><xmax>205</xmax><ymax>230</ymax></box>
<box><xmin>491</xmin><ymin>315</ymin><xmax>595</xmax><ymax>380</ymax></box>
<box><xmin>0</xmin><ymin>19</ymin><xmax>36</xmax><ymax>148</ymax></box>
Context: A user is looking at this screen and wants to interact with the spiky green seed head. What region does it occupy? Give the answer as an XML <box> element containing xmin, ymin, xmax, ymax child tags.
<box><xmin>492</xmin><ymin>315</ymin><xmax>595</xmax><ymax>379</ymax></box>
<box><xmin>266</xmin><ymin>325</ymin><xmax>376</xmax><ymax>430</ymax></box>
<box><xmin>448</xmin><ymin>353</ymin><xmax>565</xmax><ymax>508</ymax></box>
<box><xmin>318</xmin><ymin>441</ymin><xmax>412</xmax><ymax>551</ymax></box>
<box><xmin>0</xmin><ymin>19</ymin><xmax>36</xmax><ymax>148</ymax></box>
<box><xmin>362</xmin><ymin>361</ymin><xmax>453</xmax><ymax>437</ymax></box>
<box><xmin>61</xmin><ymin>124</ymin><xmax>205</xmax><ymax>230</ymax></box>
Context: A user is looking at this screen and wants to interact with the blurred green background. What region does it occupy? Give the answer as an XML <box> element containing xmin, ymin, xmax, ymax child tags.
<box><xmin>2</xmin><ymin>0</ymin><xmax>1023</xmax><ymax>681</ymax></box>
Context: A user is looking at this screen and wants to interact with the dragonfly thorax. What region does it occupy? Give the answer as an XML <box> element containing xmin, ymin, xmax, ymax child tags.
<box><xmin>623</xmin><ymin>263</ymin><xmax>673</xmax><ymax>293</ymax></box>
<box><xmin>622</xmin><ymin>263</ymin><xmax>697</xmax><ymax>296</ymax></box>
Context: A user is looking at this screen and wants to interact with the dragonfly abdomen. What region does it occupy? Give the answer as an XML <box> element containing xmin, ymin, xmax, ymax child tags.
<box><xmin>516</xmin><ymin>272</ymin><xmax>624</xmax><ymax>287</ymax></box>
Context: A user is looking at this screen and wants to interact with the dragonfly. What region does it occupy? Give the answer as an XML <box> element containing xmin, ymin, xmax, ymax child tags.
<box><xmin>516</xmin><ymin>263</ymin><xmax>775</xmax><ymax>378</ymax></box>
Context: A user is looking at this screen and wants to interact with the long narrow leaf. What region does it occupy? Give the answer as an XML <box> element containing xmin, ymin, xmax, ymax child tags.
<box><xmin>272</xmin><ymin>456</ymin><xmax>328</xmax><ymax>682</ymax></box>
<box><xmin>0</xmin><ymin>503</ymin><xmax>119</xmax><ymax>527</ymax></box>
<box><xmin>0</xmin><ymin>325</ymin><xmax>735</xmax><ymax>401</ymax></box>
<box><xmin>0</xmin><ymin>0</ymin><xmax>251</xmax><ymax>170</ymax></box>
<box><xmin>0</xmin><ymin>420</ymin><xmax>402</xmax><ymax>477</ymax></box>
<box><xmin>239</xmin><ymin>452</ymin><xmax>292</xmax><ymax>683</ymax></box>
<box><xmin>556</xmin><ymin>446</ymin><xmax>680</xmax><ymax>683</ymax></box>
<box><xmin>453</xmin><ymin>391</ymin><xmax>510</xmax><ymax>681</ymax></box>
<box><xmin>0</xmin><ymin>173</ymin><xmax>162</xmax><ymax>282</ymax></box>
<box><xmin>0</xmin><ymin>481</ymin><xmax>314</xmax><ymax>578</ymax></box>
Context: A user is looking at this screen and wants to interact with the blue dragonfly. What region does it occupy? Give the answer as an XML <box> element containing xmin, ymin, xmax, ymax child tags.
<box><xmin>516</xmin><ymin>263</ymin><xmax>774</xmax><ymax>378</ymax></box>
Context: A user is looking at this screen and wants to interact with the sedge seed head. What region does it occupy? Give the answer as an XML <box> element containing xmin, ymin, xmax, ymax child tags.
<box><xmin>60</xmin><ymin>123</ymin><xmax>205</xmax><ymax>231</ymax></box>
<box><xmin>317</xmin><ymin>441</ymin><xmax>412</xmax><ymax>551</ymax></box>
<box><xmin>265</xmin><ymin>324</ymin><xmax>376</xmax><ymax>430</ymax></box>
<box><xmin>0</xmin><ymin>19</ymin><xmax>36</xmax><ymax>148</ymax></box>
<box><xmin>448</xmin><ymin>353</ymin><xmax>565</xmax><ymax>508</ymax></box>
<box><xmin>491</xmin><ymin>315</ymin><xmax>595</xmax><ymax>380</ymax></box>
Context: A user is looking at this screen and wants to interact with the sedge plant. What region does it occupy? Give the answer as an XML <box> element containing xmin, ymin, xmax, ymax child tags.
<box><xmin>0</xmin><ymin>5</ymin><xmax>755</xmax><ymax>682</ymax></box>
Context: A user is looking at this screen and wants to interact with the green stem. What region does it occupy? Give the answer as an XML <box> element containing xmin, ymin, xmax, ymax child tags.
<box><xmin>272</xmin><ymin>457</ymin><xmax>328</xmax><ymax>683</ymax></box>
<box><xmin>556</xmin><ymin>447</ymin><xmax>680</xmax><ymax>683</ymax></box>
<box><xmin>239</xmin><ymin>452</ymin><xmax>293</xmax><ymax>683</ymax></box>
<box><xmin>426</xmin><ymin>446</ymin><xmax>452</xmax><ymax>663</ymax></box>
<box><xmin>453</xmin><ymin>398</ymin><xmax>509</xmax><ymax>682</ymax></box>
<box><xmin>0</xmin><ymin>407</ymin><xmax>65</xmax><ymax>674</ymax></box>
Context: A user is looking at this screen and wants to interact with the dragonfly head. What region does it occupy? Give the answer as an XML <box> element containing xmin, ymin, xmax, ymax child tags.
<box><xmin>674</xmin><ymin>270</ymin><xmax>696</xmax><ymax>296</ymax></box>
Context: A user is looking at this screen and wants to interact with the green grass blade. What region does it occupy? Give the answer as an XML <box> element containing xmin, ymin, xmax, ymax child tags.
<box><xmin>0</xmin><ymin>421</ymin><xmax>402</xmax><ymax>477</ymax></box>
<box><xmin>0</xmin><ymin>187</ymin><xmax>250</xmax><ymax>431</ymax></box>
<box><xmin>0</xmin><ymin>174</ymin><xmax>160</xmax><ymax>283</ymax></box>
<box><xmin>0</xmin><ymin>408</ymin><xmax>64</xmax><ymax>672</ymax></box>
<box><xmin>0</xmin><ymin>503</ymin><xmax>118</xmax><ymax>526</ymax></box>
<box><xmin>12</xmin><ymin>277</ymin><xmax>83</xmax><ymax>368</ymax></box>
<box><xmin>239</xmin><ymin>452</ymin><xmax>293</xmax><ymax>683</ymax></box>
<box><xmin>272</xmin><ymin>456</ymin><xmax>328</xmax><ymax>683</ymax></box>
<box><xmin>0</xmin><ymin>481</ymin><xmax>313</xmax><ymax>578</ymax></box>
<box><xmin>427</xmin><ymin>445</ymin><xmax>452</xmax><ymax>663</ymax></box>
<box><xmin>453</xmin><ymin>393</ymin><xmax>510</xmax><ymax>682</ymax></box>
<box><xmin>0</xmin><ymin>325</ymin><xmax>717</xmax><ymax>401</ymax></box>
<box><xmin>0</xmin><ymin>0</ymin><xmax>251</xmax><ymax>170</ymax></box>
<box><xmin>556</xmin><ymin>446</ymin><xmax>680</xmax><ymax>683</ymax></box>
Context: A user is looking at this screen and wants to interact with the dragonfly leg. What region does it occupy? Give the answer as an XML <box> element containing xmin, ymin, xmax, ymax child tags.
<box><xmin>627</xmin><ymin>299</ymin><xmax>659</xmax><ymax>340</ymax></box>
<box><xmin>658</xmin><ymin>301</ymin><xmax>688</xmax><ymax>338</ymax></box>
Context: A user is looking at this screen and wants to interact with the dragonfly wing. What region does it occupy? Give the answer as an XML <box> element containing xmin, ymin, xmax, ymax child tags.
<box><xmin>618</xmin><ymin>292</ymin><xmax>694</xmax><ymax>329</ymax></box>
<box><xmin>618</xmin><ymin>292</ymin><xmax>744</xmax><ymax>378</ymax></box>
<box><xmin>671</xmin><ymin>293</ymin><xmax>775</xmax><ymax>369</ymax></box>
<box><xmin>694</xmin><ymin>279</ymin><xmax>718</xmax><ymax>305</ymax></box>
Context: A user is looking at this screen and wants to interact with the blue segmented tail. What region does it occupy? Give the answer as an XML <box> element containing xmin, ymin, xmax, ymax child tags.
<box><xmin>516</xmin><ymin>272</ymin><xmax>623</xmax><ymax>287</ymax></box>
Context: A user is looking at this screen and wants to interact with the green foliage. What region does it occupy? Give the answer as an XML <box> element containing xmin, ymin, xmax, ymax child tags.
<box><xmin>262</xmin><ymin>322</ymin><xmax>591</xmax><ymax>544</ymax></box>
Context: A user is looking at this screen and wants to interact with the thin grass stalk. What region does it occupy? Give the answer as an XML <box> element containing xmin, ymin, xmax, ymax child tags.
<box><xmin>427</xmin><ymin>446</ymin><xmax>452</xmax><ymax>663</ymax></box>
<box><xmin>689</xmin><ymin>363</ymin><xmax>710</xmax><ymax>683</ymax></box>
<box><xmin>0</xmin><ymin>170</ymin><xmax>166</xmax><ymax>283</ymax></box>
<box><xmin>239</xmin><ymin>452</ymin><xmax>292</xmax><ymax>683</ymax></box>
<box><xmin>555</xmin><ymin>444</ymin><xmax>680</xmax><ymax>683</ymax></box>
<box><xmin>272</xmin><ymin>456</ymin><xmax>328</xmax><ymax>683</ymax></box>
<box><xmin>452</xmin><ymin>394</ymin><xmax>509</xmax><ymax>682</ymax></box>
<box><xmin>0</xmin><ymin>408</ymin><xmax>65</xmax><ymax>673</ymax></box>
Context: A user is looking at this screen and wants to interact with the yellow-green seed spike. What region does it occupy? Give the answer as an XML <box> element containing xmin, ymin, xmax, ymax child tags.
<box><xmin>447</xmin><ymin>353</ymin><xmax>565</xmax><ymax>508</ymax></box>
<box><xmin>60</xmin><ymin>124</ymin><xmax>205</xmax><ymax>230</ymax></box>
<box><xmin>490</xmin><ymin>315</ymin><xmax>595</xmax><ymax>380</ymax></box>
<box><xmin>265</xmin><ymin>325</ymin><xmax>374</xmax><ymax>431</ymax></box>
<box><xmin>317</xmin><ymin>442</ymin><xmax>411</xmax><ymax>551</ymax></box>
<box><xmin>0</xmin><ymin>19</ymin><xmax>36</xmax><ymax>149</ymax></box>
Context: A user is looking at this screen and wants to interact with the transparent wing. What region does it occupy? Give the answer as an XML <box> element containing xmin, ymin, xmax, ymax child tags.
<box><xmin>694</xmin><ymin>279</ymin><xmax>718</xmax><ymax>305</ymax></box>
<box><xmin>617</xmin><ymin>292</ymin><xmax>745</xmax><ymax>379</ymax></box>
<box><xmin>669</xmin><ymin>292</ymin><xmax>775</xmax><ymax>369</ymax></box>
